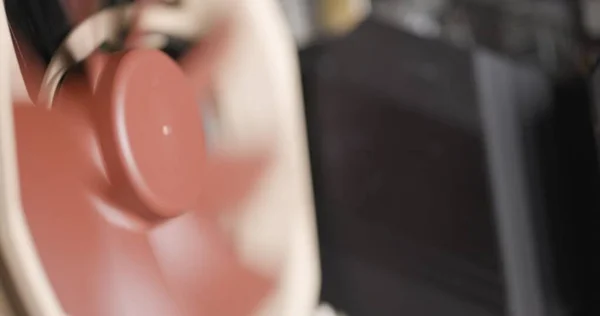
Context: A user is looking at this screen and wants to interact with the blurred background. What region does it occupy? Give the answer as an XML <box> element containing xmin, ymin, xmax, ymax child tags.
<box><xmin>280</xmin><ymin>1</ymin><xmax>600</xmax><ymax>316</ymax></box>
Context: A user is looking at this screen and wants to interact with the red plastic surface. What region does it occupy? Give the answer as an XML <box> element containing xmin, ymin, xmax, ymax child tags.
<box><xmin>13</xmin><ymin>47</ymin><xmax>273</xmax><ymax>316</ymax></box>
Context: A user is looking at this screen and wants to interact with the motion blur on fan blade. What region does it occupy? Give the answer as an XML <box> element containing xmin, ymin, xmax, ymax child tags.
<box><xmin>11</xmin><ymin>7</ymin><xmax>275</xmax><ymax>316</ymax></box>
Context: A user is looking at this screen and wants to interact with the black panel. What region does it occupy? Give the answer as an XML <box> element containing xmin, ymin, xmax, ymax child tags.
<box><xmin>4</xmin><ymin>0</ymin><xmax>71</xmax><ymax>63</ymax></box>
<box><xmin>303</xmin><ymin>20</ymin><xmax>505</xmax><ymax>316</ymax></box>
<box><xmin>303</xmin><ymin>18</ymin><xmax>598</xmax><ymax>316</ymax></box>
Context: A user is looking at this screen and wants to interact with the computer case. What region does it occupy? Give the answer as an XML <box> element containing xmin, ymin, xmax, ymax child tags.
<box><xmin>301</xmin><ymin>3</ymin><xmax>600</xmax><ymax>314</ymax></box>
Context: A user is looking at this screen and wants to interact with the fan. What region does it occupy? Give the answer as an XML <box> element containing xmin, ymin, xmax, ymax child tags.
<box><xmin>0</xmin><ymin>1</ymin><xmax>320</xmax><ymax>315</ymax></box>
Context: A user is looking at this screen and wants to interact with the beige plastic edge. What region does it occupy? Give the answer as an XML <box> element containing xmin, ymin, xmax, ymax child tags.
<box><xmin>1</xmin><ymin>0</ymin><xmax>320</xmax><ymax>315</ymax></box>
<box><xmin>37</xmin><ymin>1</ymin><xmax>226</xmax><ymax>106</ymax></box>
<box><xmin>0</xmin><ymin>1</ymin><xmax>68</xmax><ymax>316</ymax></box>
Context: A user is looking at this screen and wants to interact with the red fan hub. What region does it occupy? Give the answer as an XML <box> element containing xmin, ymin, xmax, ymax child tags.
<box><xmin>94</xmin><ymin>50</ymin><xmax>205</xmax><ymax>218</ymax></box>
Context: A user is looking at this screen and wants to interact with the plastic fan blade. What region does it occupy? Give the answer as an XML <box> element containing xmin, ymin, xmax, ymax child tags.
<box><xmin>62</xmin><ymin>0</ymin><xmax>100</xmax><ymax>23</ymax></box>
<box><xmin>179</xmin><ymin>17</ymin><xmax>231</xmax><ymax>99</ymax></box>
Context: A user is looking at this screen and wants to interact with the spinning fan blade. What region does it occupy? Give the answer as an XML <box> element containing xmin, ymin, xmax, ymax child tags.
<box><xmin>62</xmin><ymin>0</ymin><xmax>100</xmax><ymax>23</ymax></box>
<box><xmin>194</xmin><ymin>150</ymin><xmax>270</xmax><ymax>214</ymax></box>
<box><xmin>178</xmin><ymin>18</ymin><xmax>270</xmax><ymax>214</ymax></box>
<box><xmin>151</xmin><ymin>213</ymin><xmax>273</xmax><ymax>316</ymax></box>
<box><xmin>14</xmin><ymin>57</ymin><xmax>274</xmax><ymax>315</ymax></box>
<box><xmin>179</xmin><ymin>17</ymin><xmax>231</xmax><ymax>97</ymax></box>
